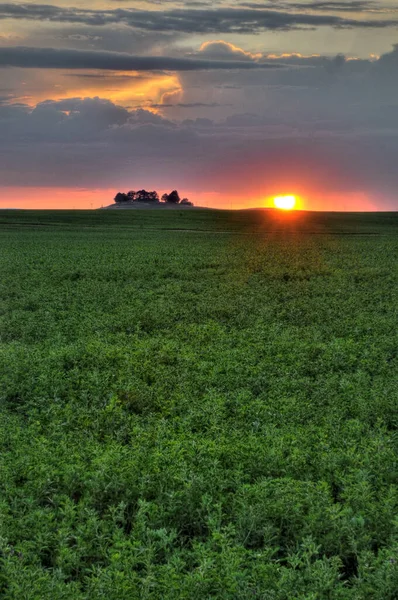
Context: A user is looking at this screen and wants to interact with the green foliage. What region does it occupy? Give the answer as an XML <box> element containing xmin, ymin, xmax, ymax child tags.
<box><xmin>0</xmin><ymin>208</ymin><xmax>397</xmax><ymax>598</ymax></box>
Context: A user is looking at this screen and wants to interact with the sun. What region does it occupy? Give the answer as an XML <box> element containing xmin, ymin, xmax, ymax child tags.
<box><xmin>273</xmin><ymin>195</ymin><xmax>297</xmax><ymax>210</ymax></box>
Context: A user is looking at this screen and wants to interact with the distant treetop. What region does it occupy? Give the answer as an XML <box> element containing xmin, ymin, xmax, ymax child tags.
<box><xmin>114</xmin><ymin>192</ymin><xmax>129</xmax><ymax>204</ymax></box>
<box><xmin>163</xmin><ymin>190</ymin><xmax>180</xmax><ymax>204</ymax></box>
<box><xmin>114</xmin><ymin>189</ymin><xmax>193</xmax><ymax>206</ymax></box>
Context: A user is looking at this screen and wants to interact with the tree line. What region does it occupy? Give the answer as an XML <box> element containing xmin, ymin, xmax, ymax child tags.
<box><xmin>114</xmin><ymin>189</ymin><xmax>193</xmax><ymax>206</ymax></box>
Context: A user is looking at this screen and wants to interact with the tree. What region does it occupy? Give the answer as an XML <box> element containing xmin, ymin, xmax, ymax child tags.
<box><xmin>135</xmin><ymin>190</ymin><xmax>159</xmax><ymax>202</ymax></box>
<box><xmin>147</xmin><ymin>191</ymin><xmax>160</xmax><ymax>202</ymax></box>
<box><xmin>114</xmin><ymin>192</ymin><xmax>129</xmax><ymax>203</ymax></box>
<box><xmin>164</xmin><ymin>190</ymin><xmax>181</xmax><ymax>204</ymax></box>
<box><xmin>114</xmin><ymin>189</ymin><xmax>187</xmax><ymax>205</ymax></box>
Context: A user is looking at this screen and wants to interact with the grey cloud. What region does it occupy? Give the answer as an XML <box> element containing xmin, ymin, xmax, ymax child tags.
<box><xmin>196</xmin><ymin>40</ymin><xmax>257</xmax><ymax>61</ymax></box>
<box><xmin>1</xmin><ymin>3</ymin><xmax>398</xmax><ymax>33</ymax></box>
<box><xmin>0</xmin><ymin>95</ymin><xmax>398</xmax><ymax>210</ymax></box>
<box><xmin>0</xmin><ymin>95</ymin><xmax>12</xmax><ymax>104</ymax></box>
<box><xmin>2</xmin><ymin>47</ymin><xmax>398</xmax><ymax>208</ymax></box>
<box><xmin>292</xmin><ymin>1</ymin><xmax>386</xmax><ymax>11</ymax></box>
<box><xmin>176</xmin><ymin>46</ymin><xmax>379</xmax><ymax>94</ymax></box>
<box><xmin>0</xmin><ymin>46</ymin><xmax>282</xmax><ymax>71</ymax></box>
<box><xmin>62</xmin><ymin>34</ymin><xmax>102</xmax><ymax>42</ymax></box>
<box><xmin>241</xmin><ymin>1</ymin><xmax>393</xmax><ymax>13</ymax></box>
<box><xmin>151</xmin><ymin>102</ymin><xmax>231</xmax><ymax>107</ymax></box>
<box><xmin>173</xmin><ymin>44</ymin><xmax>398</xmax><ymax>134</ymax></box>
<box><xmin>0</xmin><ymin>98</ymin><xmax>178</xmax><ymax>145</ymax></box>
<box><xmin>0</xmin><ymin>98</ymin><xmax>201</xmax><ymax>188</ymax></box>
<box><xmin>19</xmin><ymin>23</ymin><xmax>180</xmax><ymax>56</ymax></box>
<box><xmin>376</xmin><ymin>43</ymin><xmax>398</xmax><ymax>68</ymax></box>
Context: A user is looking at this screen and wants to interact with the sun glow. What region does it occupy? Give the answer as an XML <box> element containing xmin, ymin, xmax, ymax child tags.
<box><xmin>273</xmin><ymin>195</ymin><xmax>297</xmax><ymax>210</ymax></box>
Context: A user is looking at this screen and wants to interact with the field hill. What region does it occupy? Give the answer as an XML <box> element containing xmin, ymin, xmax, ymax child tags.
<box><xmin>102</xmin><ymin>202</ymin><xmax>202</xmax><ymax>210</ymax></box>
<box><xmin>0</xmin><ymin>208</ymin><xmax>397</xmax><ymax>599</ymax></box>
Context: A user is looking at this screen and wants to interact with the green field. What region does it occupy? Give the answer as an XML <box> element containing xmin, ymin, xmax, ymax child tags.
<box><xmin>1</xmin><ymin>208</ymin><xmax>398</xmax><ymax>599</ymax></box>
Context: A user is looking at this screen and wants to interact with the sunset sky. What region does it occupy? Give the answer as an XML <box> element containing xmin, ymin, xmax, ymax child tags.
<box><xmin>2</xmin><ymin>1</ymin><xmax>398</xmax><ymax>210</ymax></box>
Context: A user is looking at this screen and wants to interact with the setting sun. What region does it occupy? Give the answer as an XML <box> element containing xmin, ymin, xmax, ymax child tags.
<box><xmin>273</xmin><ymin>195</ymin><xmax>297</xmax><ymax>210</ymax></box>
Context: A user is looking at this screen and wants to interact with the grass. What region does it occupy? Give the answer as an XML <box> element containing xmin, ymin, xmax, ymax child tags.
<box><xmin>0</xmin><ymin>208</ymin><xmax>398</xmax><ymax>599</ymax></box>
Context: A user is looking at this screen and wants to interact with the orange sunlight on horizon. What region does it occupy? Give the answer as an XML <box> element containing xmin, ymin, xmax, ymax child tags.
<box><xmin>273</xmin><ymin>195</ymin><xmax>297</xmax><ymax>210</ymax></box>
<box><xmin>0</xmin><ymin>188</ymin><xmax>382</xmax><ymax>212</ymax></box>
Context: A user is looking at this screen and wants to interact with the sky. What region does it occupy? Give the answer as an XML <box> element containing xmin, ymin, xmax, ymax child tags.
<box><xmin>1</xmin><ymin>1</ymin><xmax>398</xmax><ymax>210</ymax></box>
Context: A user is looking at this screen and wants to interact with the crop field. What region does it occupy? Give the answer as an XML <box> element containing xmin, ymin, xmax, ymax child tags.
<box><xmin>1</xmin><ymin>208</ymin><xmax>398</xmax><ymax>599</ymax></box>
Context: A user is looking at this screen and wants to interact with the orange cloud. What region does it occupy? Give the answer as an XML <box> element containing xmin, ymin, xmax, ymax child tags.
<box><xmin>199</xmin><ymin>40</ymin><xmax>262</xmax><ymax>61</ymax></box>
<box><xmin>7</xmin><ymin>69</ymin><xmax>181</xmax><ymax>109</ymax></box>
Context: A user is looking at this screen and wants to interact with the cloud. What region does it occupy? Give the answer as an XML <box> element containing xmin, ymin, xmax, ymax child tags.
<box><xmin>198</xmin><ymin>40</ymin><xmax>261</xmax><ymax>61</ymax></box>
<box><xmin>1</xmin><ymin>3</ymin><xmax>398</xmax><ymax>34</ymax></box>
<box><xmin>241</xmin><ymin>1</ymin><xmax>393</xmax><ymax>13</ymax></box>
<box><xmin>61</xmin><ymin>73</ymin><xmax>156</xmax><ymax>80</ymax></box>
<box><xmin>0</xmin><ymin>97</ymin><xmax>189</xmax><ymax>146</ymax></box>
<box><xmin>2</xmin><ymin>44</ymin><xmax>398</xmax><ymax>209</ymax></box>
<box><xmin>0</xmin><ymin>46</ymin><xmax>282</xmax><ymax>71</ymax></box>
<box><xmin>152</xmin><ymin>102</ymin><xmax>230</xmax><ymax>108</ymax></box>
<box><xmin>0</xmin><ymin>89</ymin><xmax>396</xmax><ymax>203</ymax></box>
<box><xmin>0</xmin><ymin>97</ymin><xmax>203</xmax><ymax>189</ymax></box>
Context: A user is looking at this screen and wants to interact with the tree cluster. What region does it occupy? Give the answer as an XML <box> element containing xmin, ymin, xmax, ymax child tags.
<box><xmin>114</xmin><ymin>189</ymin><xmax>193</xmax><ymax>206</ymax></box>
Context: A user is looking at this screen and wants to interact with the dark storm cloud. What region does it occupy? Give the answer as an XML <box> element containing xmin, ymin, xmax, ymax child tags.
<box><xmin>1</xmin><ymin>3</ymin><xmax>398</xmax><ymax>33</ymax></box>
<box><xmin>0</xmin><ymin>46</ymin><xmax>282</xmax><ymax>71</ymax></box>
